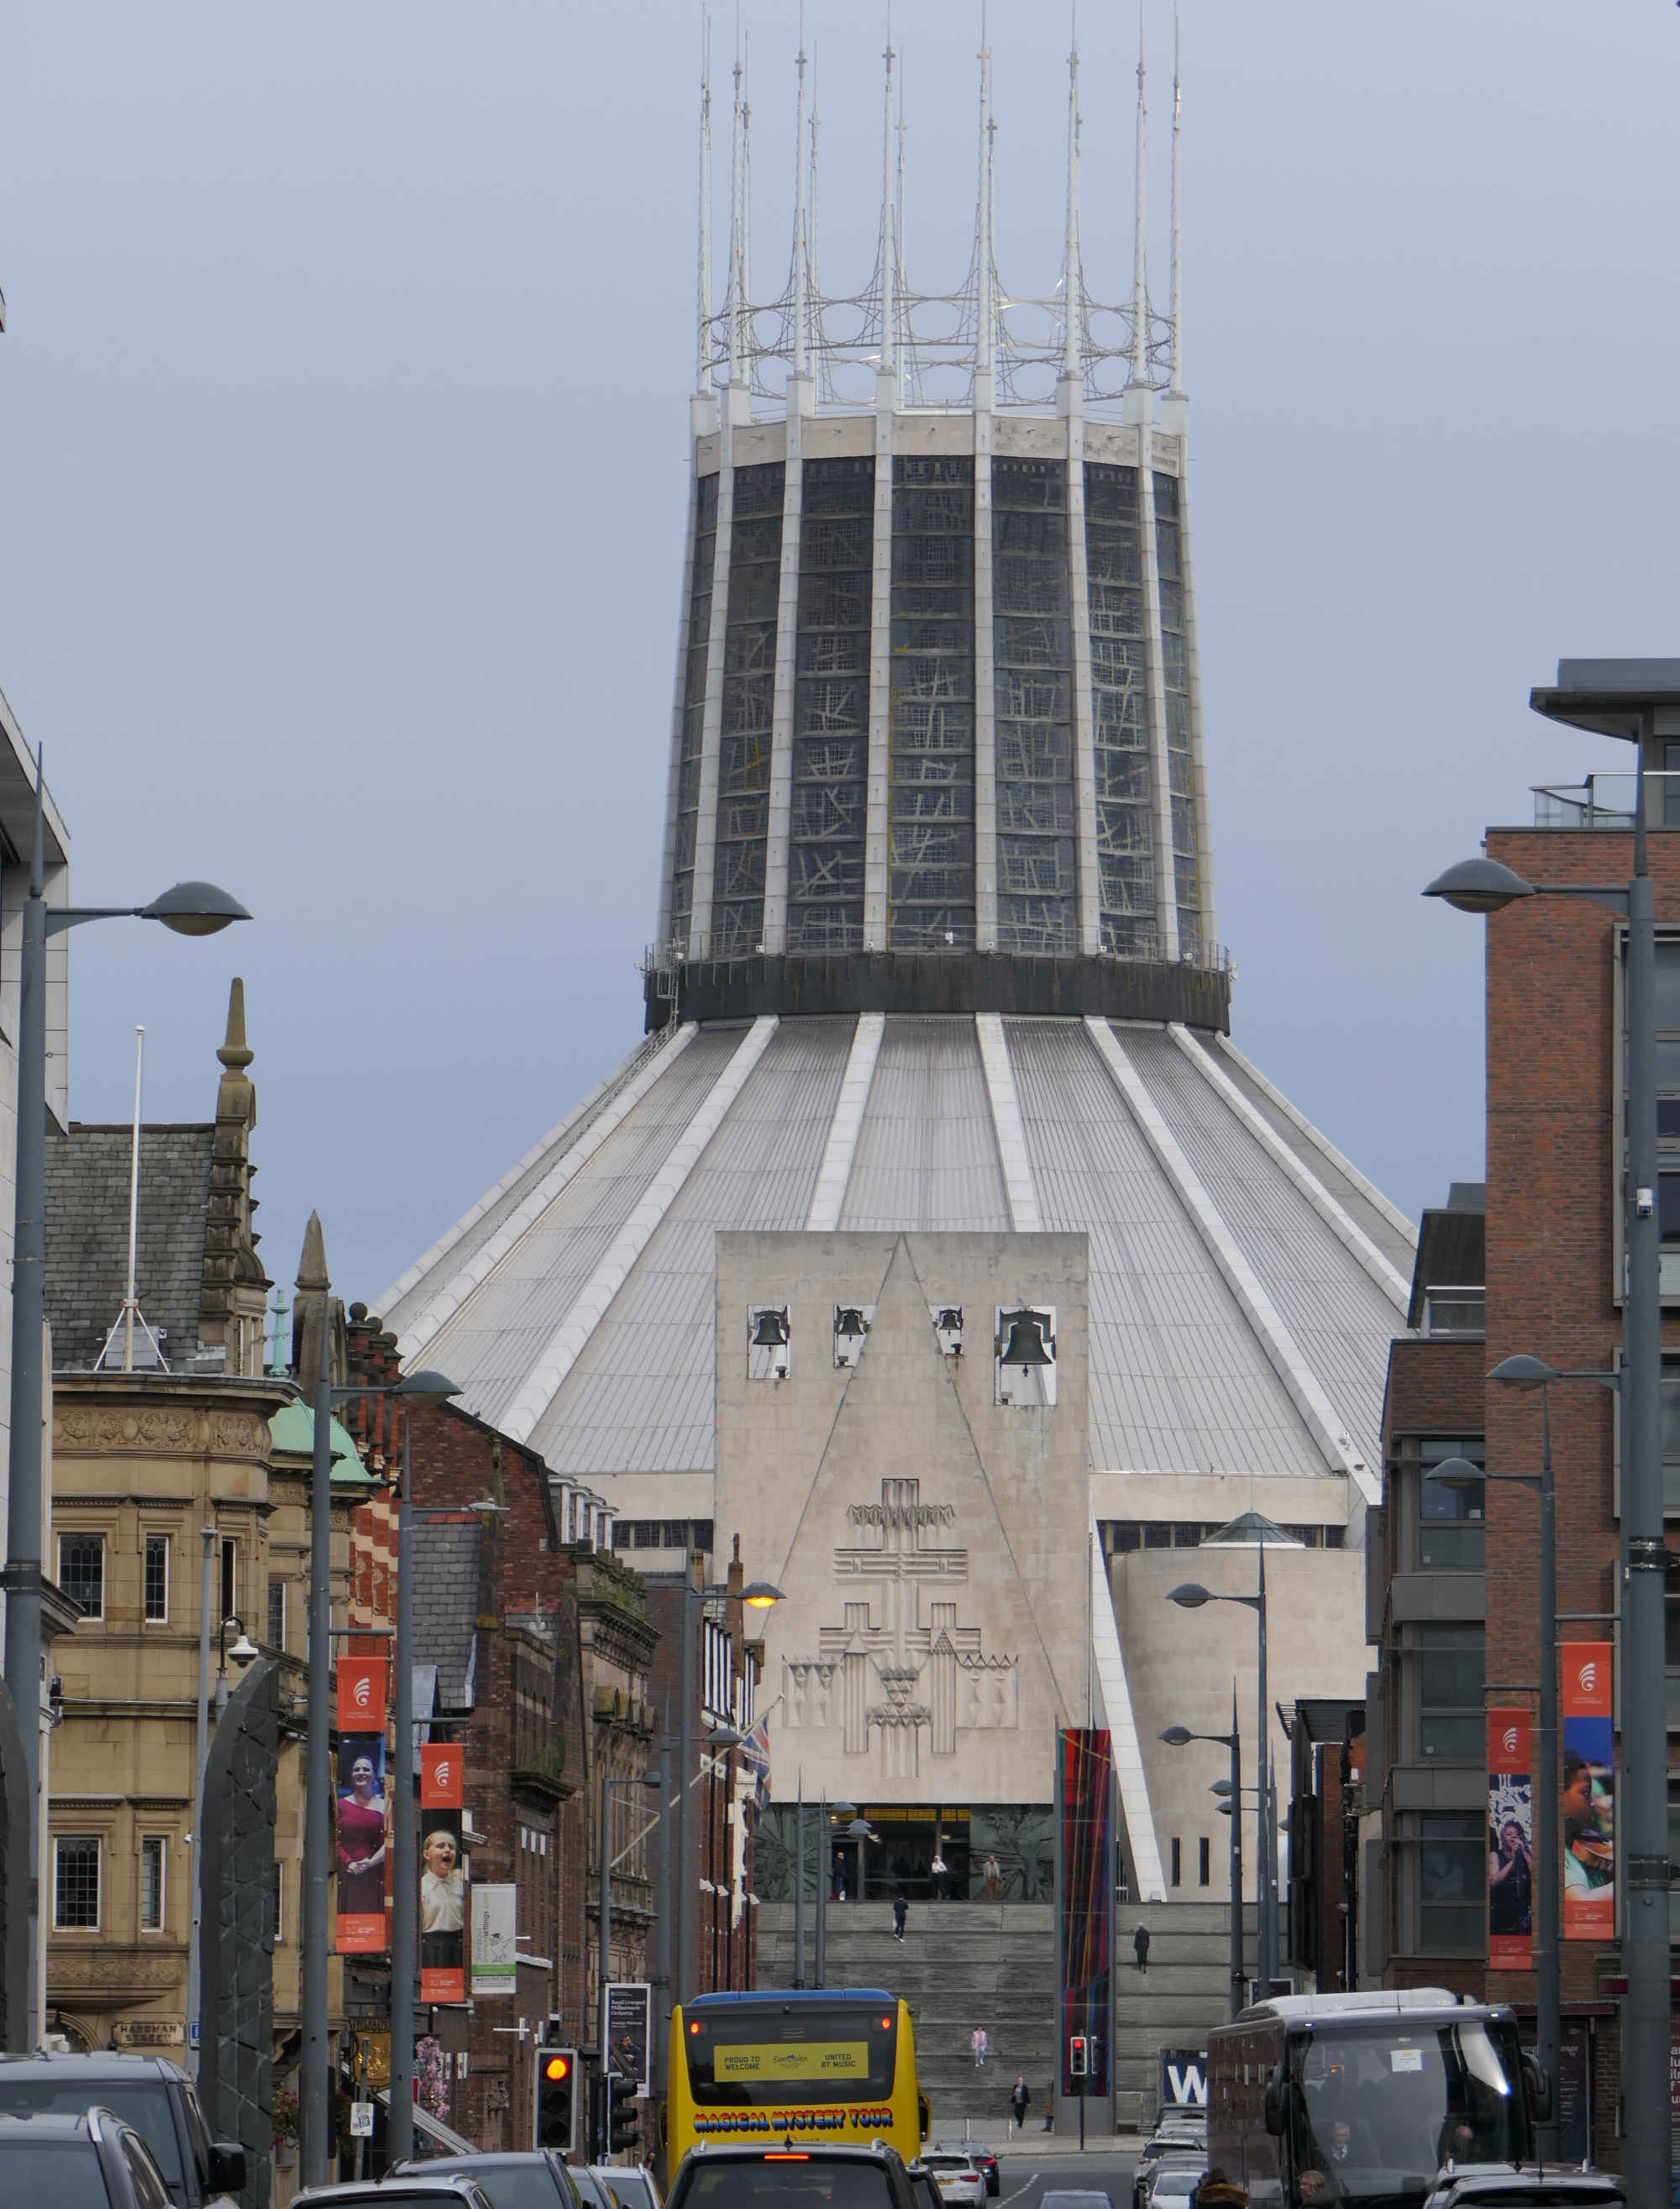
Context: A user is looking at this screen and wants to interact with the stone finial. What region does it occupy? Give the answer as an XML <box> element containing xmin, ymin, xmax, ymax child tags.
<box><xmin>291</xmin><ymin>1212</ymin><xmax>348</xmax><ymax>1390</ymax></box>
<box><xmin>218</xmin><ymin>977</ymin><xmax>255</xmax><ymax>1072</ymax></box>
<box><xmin>296</xmin><ymin>1211</ymin><xmax>329</xmax><ymax>1294</ymax></box>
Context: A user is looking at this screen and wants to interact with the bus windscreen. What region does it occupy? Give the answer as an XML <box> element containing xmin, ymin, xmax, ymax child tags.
<box><xmin>686</xmin><ymin>2006</ymin><xmax>900</xmax><ymax>2106</ymax></box>
<box><xmin>1289</xmin><ymin>2017</ymin><xmax>1527</xmax><ymax>2196</ymax></box>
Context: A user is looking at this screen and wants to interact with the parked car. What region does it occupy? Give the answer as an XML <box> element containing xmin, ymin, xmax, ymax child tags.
<box><xmin>289</xmin><ymin>2181</ymin><xmax>495</xmax><ymax>2209</ymax></box>
<box><xmin>393</xmin><ymin>2150</ymin><xmax>588</xmax><ymax>2208</ymax></box>
<box><xmin>921</xmin><ymin>2152</ymin><xmax>987</xmax><ymax>2209</ymax></box>
<box><xmin>0</xmin><ymin>2106</ymin><xmax>177</xmax><ymax>2209</ymax></box>
<box><xmin>590</xmin><ymin>2163</ymin><xmax>662</xmax><ymax>2209</ymax></box>
<box><xmin>664</xmin><ymin>2142</ymin><xmax>920</xmax><ymax>2209</ymax></box>
<box><xmin>1131</xmin><ymin>2138</ymin><xmax>1202</xmax><ymax>2209</ymax></box>
<box><xmin>1140</xmin><ymin>2163</ymin><xmax>1205</xmax><ymax>2209</ymax></box>
<box><xmin>1040</xmin><ymin>2191</ymin><xmax>1115</xmax><ymax>2209</ymax></box>
<box><xmin>0</xmin><ymin>2052</ymin><xmax>245</xmax><ymax>2209</ymax></box>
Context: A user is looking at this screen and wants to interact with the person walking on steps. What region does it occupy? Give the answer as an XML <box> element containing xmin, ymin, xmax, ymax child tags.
<box><xmin>1133</xmin><ymin>1922</ymin><xmax>1151</xmax><ymax>1972</ymax></box>
<box><xmin>1010</xmin><ymin>2077</ymin><xmax>1030</xmax><ymax>2136</ymax></box>
<box><xmin>893</xmin><ymin>1892</ymin><xmax>908</xmax><ymax>1943</ymax></box>
<box><xmin>971</xmin><ymin>2025</ymin><xmax>989</xmax><ymax>2069</ymax></box>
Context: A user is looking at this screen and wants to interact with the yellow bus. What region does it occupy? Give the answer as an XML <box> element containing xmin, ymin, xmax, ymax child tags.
<box><xmin>665</xmin><ymin>1991</ymin><xmax>927</xmax><ymax>2171</ymax></box>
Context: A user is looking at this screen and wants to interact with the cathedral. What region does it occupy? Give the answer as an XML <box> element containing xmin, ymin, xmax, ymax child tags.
<box><xmin>376</xmin><ymin>19</ymin><xmax>1407</xmax><ymax>1946</ymax></box>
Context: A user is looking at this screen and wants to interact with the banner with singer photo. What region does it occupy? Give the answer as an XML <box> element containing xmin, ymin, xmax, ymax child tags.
<box><xmin>1561</xmin><ymin>1642</ymin><xmax>1614</xmax><ymax>1940</ymax></box>
<box><xmin>420</xmin><ymin>1742</ymin><xmax>466</xmax><ymax>2001</ymax></box>
<box><xmin>1486</xmin><ymin>1707</ymin><xmax>1532</xmax><ymax>1970</ymax></box>
<box><xmin>336</xmin><ymin>1658</ymin><xmax>389</xmax><ymax>1956</ymax></box>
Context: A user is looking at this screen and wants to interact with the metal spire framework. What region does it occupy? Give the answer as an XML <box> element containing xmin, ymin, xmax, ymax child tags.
<box><xmin>696</xmin><ymin>12</ymin><xmax>1176</xmax><ymax>414</ymax></box>
<box><xmin>1169</xmin><ymin>5</ymin><xmax>1184</xmax><ymax>396</ymax></box>
<box><xmin>1128</xmin><ymin>6</ymin><xmax>1149</xmax><ymax>392</ymax></box>
<box><xmin>695</xmin><ymin>12</ymin><xmax>712</xmax><ymax>392</ymax></box>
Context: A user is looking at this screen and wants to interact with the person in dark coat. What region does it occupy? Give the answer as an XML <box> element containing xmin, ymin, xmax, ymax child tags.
<box><xmin>1010</xmin><ymin>2077</ymin><xmax>1030</xmax><ymax>2132</ymax></box>
<box><xmin>893</xmin><ymin>1893</ymin><xmax>909</xmax><ymax>1942</ymax></box>
<box><xmin>1133</xmin><ymin>1922</ymin><xmax>1151</xmax><ymax>1971</ymax></box>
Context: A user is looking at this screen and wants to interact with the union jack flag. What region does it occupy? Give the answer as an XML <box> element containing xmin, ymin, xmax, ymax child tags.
<box><xmin>739</xmin><ymin>1716</ymin><xmax>772</xmax><ymax>1812</ymax></box>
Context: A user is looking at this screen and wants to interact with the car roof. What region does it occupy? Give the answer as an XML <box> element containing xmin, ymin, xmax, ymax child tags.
<box><xmin>686</xmin><ymin>2145</ymin><xmax>904</xmax><ymax>2159</ymax></box>
<box><xmin>292</xmin><ymin>2182</ymin><xmax>493</xmax><ymax>2202</ymax></box>
<box><xmin>1428</xmin><ymin>2173</ymin><xmax>1625</xmax><ymax>2204</ymax></box>
<box><xmin>0</xmin><ymin>2108</ymin><xmax>106</xmax><ymax>2137</ymax></box>
<box><xmin>0</xmin><ymin>2053</ymin><xmax>184</xmax><ymax>2082</ymax></box>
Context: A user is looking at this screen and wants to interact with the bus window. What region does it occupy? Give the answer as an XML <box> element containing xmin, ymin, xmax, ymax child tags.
<box><xmin>685</xmin><ymin>2006</ymin><xmax>900</xmax><ymax>2107</ymax></box>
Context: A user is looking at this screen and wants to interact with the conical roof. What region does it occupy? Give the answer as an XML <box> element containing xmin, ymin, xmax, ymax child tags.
<box><xmin>375</xmin><ymin>1011</ymin><xmax>1410</xmax><ymax>1497</ymax></box>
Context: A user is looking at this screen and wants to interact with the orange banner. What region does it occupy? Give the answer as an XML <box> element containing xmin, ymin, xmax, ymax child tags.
<box><xmin>337</xmin><ymin>1656</ymin><xmax>388</xmax><ymax>1732</ymax></box>
<box><xmin>419</xmin><ymin>1743</ymin><xmax>465</xmax><ymax>2000</ymax></box>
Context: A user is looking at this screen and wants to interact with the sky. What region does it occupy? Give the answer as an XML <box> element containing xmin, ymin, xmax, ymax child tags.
<box><xmin>1</xmin><ymin>0</ymin><xmax>1676</xmax><ymax>1317</ymax></box>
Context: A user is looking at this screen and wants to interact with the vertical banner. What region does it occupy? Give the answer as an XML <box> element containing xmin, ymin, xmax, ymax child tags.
<box><xmin>1561</xmin><ymin>1642</ymin><xmax>1614</xmax><ymax>1939</ymax></box>
<box><xmin>336</xmin><ymin>1658</ymin><xmax>390</xmax><ymax>1956</ymax></box>
<box><xmin>420</xmin><ymin>1742</ymin><xmax>466</xmax><ymax>2001</ymax></box>
<box><xmin>1486</xmin><ymin>1707</ymin><xmax>1533</xmax><ymax>1970</ymax></box>
<box><xmin>606</xmin><ymin>1982</ymin><xmax>654</xmax><ymax>2097</ymax></box>
<box><xmin>470</xmin><ymin>1883</ymin><xmax>517</xmax><ymax>1998</ymax></box>
<box><xmin>1058</xmin><ymin>1728</ymin><xmax>1112</xmax><ymax>2100</ymax></box>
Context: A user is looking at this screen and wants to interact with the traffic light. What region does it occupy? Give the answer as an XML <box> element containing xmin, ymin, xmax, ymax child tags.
<box><xmin>1068</xmin><ymin>2036</ymin><xmax>1089</xmax><ymax>2078</ymax></box>
<box><xmin>606</xmin><ymin>2072</ymin><xmax>640</xmax><ymax>2154</ymax></box>
<box><xmin>534</xmin><ymin>2047</ymin><xmax>579</xmax><ymax>2152</ymax></box>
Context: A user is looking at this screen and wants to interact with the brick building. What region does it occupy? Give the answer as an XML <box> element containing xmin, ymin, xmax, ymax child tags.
<box><xmin>1346</xmin><ymin>734</ymin><xmax>1680</xmax><ymax>2167</ymax></box>
<box><xmin>339</xmin><ymin>1310</ymin><xmax>660</xmax><ymax>2154</ymax></box>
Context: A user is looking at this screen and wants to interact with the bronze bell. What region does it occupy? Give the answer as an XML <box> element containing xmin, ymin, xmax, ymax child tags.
<box><xmin>835</xmin><ymin>1307</ymin><xmax>869</xmax><ymax>1340</ymax></box>
<box><xmin>751</xmin><ymin>1307</ymin><xmax>790</xmax><ymax>1349</ymax></box>
<box><xmin>997</xmin><ymin>1311</ymin><xmax>1053</xmax><ymax>1369</ymax></box>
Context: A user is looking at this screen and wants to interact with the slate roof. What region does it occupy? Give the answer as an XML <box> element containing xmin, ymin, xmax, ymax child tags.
<box><xmin>44</xmin><ymin>1123</ymin><xmax>215</xmax><ymax>1371</ymax></box>
<box><xmin>411</xmin><ymin>1522</ymin><xmax>481</xmax><ymax>1711</ymax></box>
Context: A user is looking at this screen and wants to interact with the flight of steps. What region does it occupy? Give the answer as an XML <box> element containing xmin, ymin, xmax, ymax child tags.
<box><xmin>757</xmin><ymin>1899</ymin><xmax>1253</xmax><ymax>2136</ymax></box>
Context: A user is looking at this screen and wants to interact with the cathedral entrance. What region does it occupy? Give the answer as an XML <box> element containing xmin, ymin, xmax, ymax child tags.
<box><xmin>842</xmin><ymin>1806</ymin><xmax>970</xmax><ymax>1901</ymax></box>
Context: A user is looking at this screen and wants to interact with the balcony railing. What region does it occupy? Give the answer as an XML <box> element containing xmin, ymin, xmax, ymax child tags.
<box><xmin>1421</xmin><ymin>1285</ymin><xmax>1485</xmax><ymax>1340</ymax></box>
<box><xmin>1533</xmin><ymin>771</ymin><xmax>1680</xmax><ymax>829</ymax></box>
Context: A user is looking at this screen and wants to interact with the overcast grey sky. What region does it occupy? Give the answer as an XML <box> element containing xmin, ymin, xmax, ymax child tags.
<box><xmin>2</xmin><ymin>0</ymin><xmax>1675</xmax><ymax>1315</ymax></box>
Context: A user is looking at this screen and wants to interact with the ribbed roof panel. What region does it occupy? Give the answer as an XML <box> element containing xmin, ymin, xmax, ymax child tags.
<box><xmin>1195</xmin><ymin>1033</ymin><xmax>1417</xmax><ymax>1278</ymax></box>
<box><xmin>1121</xmin><ymin>1028</ymin><xmax>1400</xmax><ymax>1470</ymax></box>
<box><xmin>837</xmin><ymin>1016</ymin><xmax>1010</xmax><ymax>1232</ymax></box>
<box><xmin>1005</xmin><ymin>1018</ymin><xmax>1325</xmax><ymax>1479</ymax></box>
<box><xmin>531</xmin><ymin>1018</ymin><xmax>857</xmax><ymax>1474</ymax></box>
<box><xmin>423</xmin><ymin>1029</ymin><xmax>742</xmax><ymax>1430</ymax></box>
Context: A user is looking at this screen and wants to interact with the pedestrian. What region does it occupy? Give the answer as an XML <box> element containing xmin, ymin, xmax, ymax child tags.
<box><xmin>1042</xmin><ymin>2085</ymin><xmax>1054</xmax><ymax>2132</ymax></box>
<box><xmin>1193</xmin><ymin>2173</ymin><xmax>1245</xmax><ymax>2206</ymax></box>
<box><xmin>971</xmin><ymin>2025</ymin><xmax>989</xmax><ymax>2069</ymax></box>
<box><xmin>1133</xmin><ymin>1922</ymin><xmax>1151</xmax><ymax>1972</ymax></box>
<box><xmin>1010</xmin><ymin>2076</ymin><xmax>1030</xmax><ymax>2135</ymax></box>
<box><xmin>893</xmin><ymin>1892</ymin><xmax>908</xmax><ymax>1943</ymax></box>
<box><xmin>930</xmin><ymin>1851</ymin><xmax>950</xmax><ymax>1901</ymax></box>
<box><xmin>983</xmin><ymin>1852</ymin><xmax>1001</xmax><ymax>1901</ymax></box>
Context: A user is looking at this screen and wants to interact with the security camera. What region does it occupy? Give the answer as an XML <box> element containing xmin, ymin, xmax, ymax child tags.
<box><xmin>1637</xmin><ymin>1186</ymin><xmax>1656</xmax><ymax>1220</ymax></box>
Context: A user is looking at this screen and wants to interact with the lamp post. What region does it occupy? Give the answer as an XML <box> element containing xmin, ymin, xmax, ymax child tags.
<box><xmin>213</xmin><ymin>1614</ymin><xmax>260</xmax><ymax>1716</ymax></box>
<box><xmin>1160</xmin><ymin>1689</ymin><xmax>1244</xmax><ymax>2017</ymax></box>
<box><xmin>597</xmin><ymin>1766</ymin><xmax>664</xmax><ymax>2154</ymax></box>
<box><xmin>1166</xmin><ymin>1512</ymin><xmax>1300</xmax><ymax>1993</ymax></box>
<box><xmin>3</xmin><ymin>755</ymin><xmax>247</xmax><ymax>2053</ymax></box>
<box><xmin>815</xmin><ymin>1796</ymin><xmax>855</xmax><ymax>1988</ymax></box>
<box><xmin>297</xmin><ymin>1365</ymin><xmax>462</xmax><ymax>2186</ymax></box>
<box><xmin>1425</xmin><ymin>658</ymin><xmax>1677</xmax><ymax>2204</ymax></box>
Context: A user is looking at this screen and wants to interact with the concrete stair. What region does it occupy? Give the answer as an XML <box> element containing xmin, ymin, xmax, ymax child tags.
<box><xmin>757</xmin><ymin>1899</ymin><xmax>1254</xmax><ymax>2136</ymax></box>
<box><xmin>759</xmin><ymin>1901</ymin><xmax>1058</xmax><ymax>2135</ymax></box>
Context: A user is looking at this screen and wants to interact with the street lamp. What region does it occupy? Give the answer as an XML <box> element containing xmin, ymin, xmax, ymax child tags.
<box><xmin>1166</xmin><ymin>1509</ymin><xmax>1300</xmax><ymax>1991</ymax></box>
<box><xmin>814</xmin><ymin>1797</ymin><xmax>855</xmax><ymax>1989</ymax></box>
<box><xmin>298</xmin><ymin>1363</ymin><xmax>461</xmax><ymax>2185</ymax></box>
<box><xmin>597</xmin><ymin>1765</ymin><xmax>664</xmax><ymax>2151</ymax></box>
<box><xmin>2</xmin><ymin>757</ymin><xmax>248</xmax><ymax>2052</ymax></box>
<box><xmin>1426</xmin><ymin>658</ymin><xmax>1675</xmax><ymax>2205</ymax></box>
<box><xmin>213</xmin><ymin>1616</ymin><xmax>260</xmax><ymax>1714</ymax></box>
<box><xmin>844</xmin><ymin>1816</ymin><xmax>875</xmax><ymax>1907</ymax></box>
<box><xmin>1160</xmin><ymin>1690</ymin><xmax>1245</xmax><ymax>2017</ymax></box>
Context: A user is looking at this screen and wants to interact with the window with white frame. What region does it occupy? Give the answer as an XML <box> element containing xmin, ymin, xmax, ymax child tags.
<box><xmin>58</xmin><ymin>1534</ymin><xmax>105</xmax><ymax>1620</ymax></box>
<box><xmin>144</xmin><ymin>1534</ymin><xmax>170</xmax><ymax>1623</ymax></box>
<box><xmin>139</xmin><ymin>1835</ymin><xmax>165</xmax><ymax>1931</ymax></box>
<box><xmin>54</xmin><ymin>1835</ymin><xmax>101</xmax><ymax>1929</ymax></box>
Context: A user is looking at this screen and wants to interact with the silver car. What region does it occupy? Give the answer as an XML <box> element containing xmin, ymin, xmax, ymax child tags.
<box><xmin>921</xmin><ymin>2153</ymin><xmax>986</xmax><ymax>2209</ymax></box>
